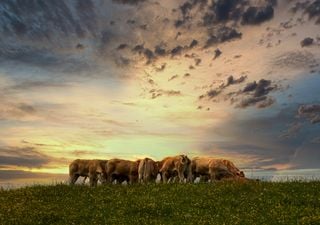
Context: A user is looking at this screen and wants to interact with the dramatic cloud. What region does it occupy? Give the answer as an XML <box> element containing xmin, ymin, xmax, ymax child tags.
<box><xmin>306</xmin><ymin>0</ymin><xmax>320</xmax><ymax>24</ymax></box>
<box><xmin>0</xmin><ymin>146</ymin><xmax>53</xmax><ymax>168</ymax></box>
<box><xmin>204</xmin><ymin>27</ymin><xmax>242</xmax><ymax>48</ymax></box>
<box><xmin>179</xmin><ymin>0</ymin><xmax>275</xmax><ymax>28</ymax></box>
<box><xmin>298</xmin><ymin>104</ymin><xmax>320</xmax><ymax>124</ymax></box>
<box><xmin>236</xmin><ymin>79</ymin><xmax>277</xmax><ymax>108</ymax></box>
<box><xmin>242</xmin><ymin>5</ymin><xmax>274</xmax><ymax>25</ymax></box>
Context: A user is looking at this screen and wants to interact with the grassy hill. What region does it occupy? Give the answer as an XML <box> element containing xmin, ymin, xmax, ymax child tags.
<box><xmin>0</xmin><ymin>181</ymin><xmax>320</xmax><ymax>225</ymax></box>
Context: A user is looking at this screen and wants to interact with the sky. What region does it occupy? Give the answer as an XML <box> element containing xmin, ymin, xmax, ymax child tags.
<box><xmin>0</xmin><ymin>0</ymin><xmax>320</xmax><ymax>181</ymax></box>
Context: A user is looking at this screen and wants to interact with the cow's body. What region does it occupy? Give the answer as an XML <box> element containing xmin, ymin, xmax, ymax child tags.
<box><xmin>138</xmin><ymin>158</ymin><xmax>159</xmax><ymax>183</ymax></box>
<box><xmin>159</xmin><ymin>155</ymin><xmax>191</xmax><ymax>183</ymax></box>
<box><xmin>190</xmin><ymin>157</ymin><xmax>245</xmax><ymax>182</ymax></box>
<box><xmin>69</xmin><ymin>159</ymin><xmax>107</xmax><ymax>187</ymax></box>
<box><xmin>106</xmin><ymin>159</ymin><xmax>140</xmax><ymax>184</ymax></box>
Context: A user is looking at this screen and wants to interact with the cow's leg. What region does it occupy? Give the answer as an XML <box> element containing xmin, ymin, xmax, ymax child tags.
<box><xmin>89</xmin><ymin>173</ymin><xmax>98</xmax><ymax>187</ymax></box>
<box><xmin>69</xmin><ymin>174</ymin><xmax>79</xmax><ymax>185</ymax></box>
<box><xmin>158</xmin><ymin>173</ymin><xmax>163</xmax><ymax>183</ymax></box>
<box><xmin>144</xmin><ymin>173</ymin><xmax>151</xmax><ymax>183</ymax></box>
<box><xmin>107</xmin><ymin>173</ymin><xmax>114</xmax><ymax>183</ymax></box>
<box><xmin>82</xmin><ymin>176</ymin><xmax>87</xmax><ymax>185</ymax></box>
<box><xmin>187</xmin><ymin>172</ymin><xmax>193</xmax><ymax>183</ymax></box>
<box><xmin>209</xmin><ymin>169</ymin><xmax>217</xmax><ymax>183</ymax></box>
<box><xmin>162</xmin><ymin>172</ymin><xmax>168</xmax><ymax>183</ymax></box>
<box><xmin>129</xmin><ymin>175</ymin><xmax>137</xmax><ymax>185</ymax></box>
<box><xmin>178</xmin><ymin>171</ymin><xmax>185</xmax><ymax>183</ymax></box>
<box><xmin>138</xmin><ymin>173</ymin><xmax>143</xmax><ymax>184</ymax></box>
<box><xmin>99</xmin><ymin>172</ymin><xmax>108</xmax><ymax>184</ymax></box>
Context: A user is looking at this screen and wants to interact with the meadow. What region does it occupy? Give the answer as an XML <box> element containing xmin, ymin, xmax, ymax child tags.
<box><xmin>0</xmin><ymin>181</ymin><xmax>320</xmax><ymax>225</ymax></box>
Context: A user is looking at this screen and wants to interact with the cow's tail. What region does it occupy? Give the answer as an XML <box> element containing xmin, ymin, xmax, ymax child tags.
<box><xmin>144</xmin><ymin>159</ymin><xmax>150</xmax><ymax>182</ymax></box>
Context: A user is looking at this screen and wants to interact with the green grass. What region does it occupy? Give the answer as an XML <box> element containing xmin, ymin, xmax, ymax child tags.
<box><xmin>0</xmin><ymin>181</ymin><xmax>320</xmax><ymax>225</ymax></box>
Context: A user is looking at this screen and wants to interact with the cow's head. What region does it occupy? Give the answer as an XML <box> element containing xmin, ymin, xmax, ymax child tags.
<box><xmin>180</xmin><ymin>155</ymin><xmax>191</xmax><ymax>165</ymax></box>
<box><xmin>237</xmin><ymin>171</ymin><xmax>245</xmax><ymax>177</ymax></box>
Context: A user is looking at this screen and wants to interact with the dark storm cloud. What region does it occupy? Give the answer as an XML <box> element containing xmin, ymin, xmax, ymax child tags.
<box><xmin>291</xmin><ymin>0</ymin><xmax>320</xmax><ymax>24</ymax></box>
<box><xmin>178</xmin><ymin>0</ymin><xmax>274</xmax><ymax>28</ymax></box>
<box><xmin>236</xmin><ymin>79</ymin><xmax>277</xmax><ymax>108</ymax></box>
<box><xmin>201</xmin><ymin>105</ymin><xmax>320</xmax><ymax>169</ymax></box>
<box><xmin>305</xmin><ymin>0</ymin><xmax>320</xmax><ymax>24</ymax></box>
<box><xmin>201</xmin><ymin>0</ymin><xmax>247</xmax><ymax>26</ymax></box>
<box><xmin>0</xmin><ymin>146</ymin><xmax>53</xmax><ymax>168</ymax></box>
<box><xmin>204</xmin><ymin>27</ymin><xmax>242</xmax><ymax>48</ymax></box>
<box><xmin>217</xmin><ymin>26</ymin><xmax>242</xmax><ymax>42</ymax></box>
<box><xmin>242</xmin><ymin>5</ymin><xmax>274</xmax><ymax>25</ymax></box>
<box><xmin>199</xmin><ymin>77</ymin><xmax>277</xmax><ymax>109</ymax></box>
<box><xmin>0</xmin><ymin>0</ymin><xmax>278</xmax><ymax>80</ymax></box>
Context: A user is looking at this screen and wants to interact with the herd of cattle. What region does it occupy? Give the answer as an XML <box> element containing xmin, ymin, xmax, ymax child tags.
<box><xmin>69</xmin><ymin>155</ymin><xmax>249</xmax><ymax>187</ymax></box>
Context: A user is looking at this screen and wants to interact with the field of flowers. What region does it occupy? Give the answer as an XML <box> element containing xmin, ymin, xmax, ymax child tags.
<box><xmin>0</xmin><ymin>181</ymin><xmax>320</xmax><ymax>225</ymax></box>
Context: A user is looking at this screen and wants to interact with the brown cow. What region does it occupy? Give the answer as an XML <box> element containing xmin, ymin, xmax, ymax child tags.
<box><xmin>159</xmin><ymin>155</ymin><xmax>191</xmax><ymax>183</ymax></box>
<box><xmin>190</xmin><ymin>157</ymin><xmax>245</xmax><ymax>182</ymax></box>
<box><xmin>69</xmin><ymin>159</ymin><xmax>108</xmax><ymax>187</ymax></box>
<box><xmin>138</xmin><ymin>158</ymin><xmax>160</xmax><ymax>183</ymax></box>
<box><xmin>106</xmin><ymin>159</ymin><xmax>141</xmax><ymax>184</ymax></box>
